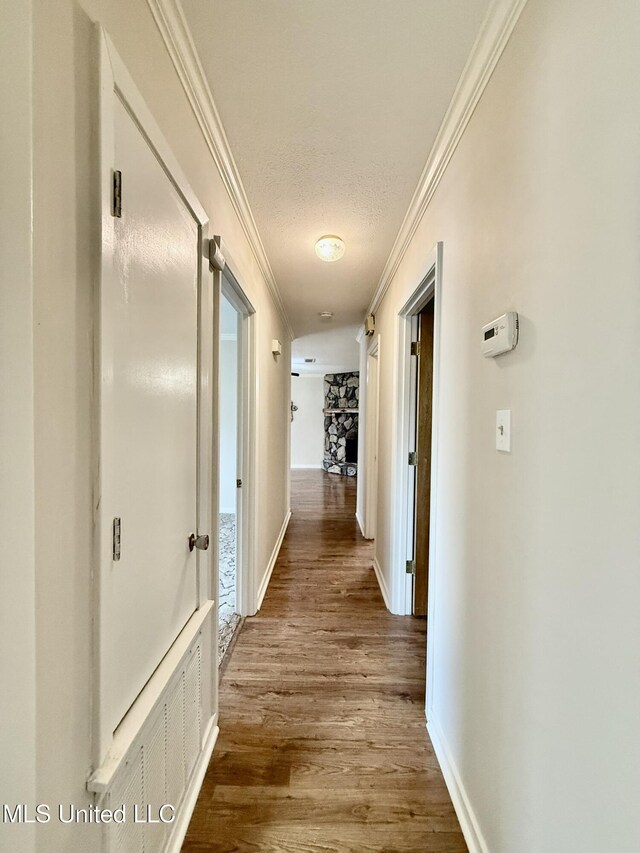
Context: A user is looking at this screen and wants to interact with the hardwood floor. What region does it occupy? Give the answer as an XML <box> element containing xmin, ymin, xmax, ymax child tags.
<box><xmin>183</xmin><ymin>470</ymin><xmax>467</xmax><ymax>852</ymax></box>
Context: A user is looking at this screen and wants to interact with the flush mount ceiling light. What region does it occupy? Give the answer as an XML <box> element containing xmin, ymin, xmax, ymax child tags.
<box><xmin>319</xmin><ymin>311</ymin><xmax>333</xmax><ymax>320</ymax></box>
<box><xmin>315</xmin><ymin>235</ymin><xmax>345</xmax><ymax>262</ymax></box>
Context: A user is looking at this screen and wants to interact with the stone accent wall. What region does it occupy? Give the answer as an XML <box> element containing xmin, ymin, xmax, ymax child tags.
<box><xmin>323</xmin><ymin>371</ymin><xmax>359</xmax><ymax>476</ymax></box>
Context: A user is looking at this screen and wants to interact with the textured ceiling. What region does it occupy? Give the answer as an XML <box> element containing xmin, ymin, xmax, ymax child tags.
<box><xmin>182</xmin><ymin>0</ymin><xmax>491</xmax><ymax>337</ymax></box>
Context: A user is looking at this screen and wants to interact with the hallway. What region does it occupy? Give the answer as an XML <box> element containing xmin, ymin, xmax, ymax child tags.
<box><xmin>184</xmin><ymin>471</ymin><xmax>466</xmax><ymax>852</ymax></box>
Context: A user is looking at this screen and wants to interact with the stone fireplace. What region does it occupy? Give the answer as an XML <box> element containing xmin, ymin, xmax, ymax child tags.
<box><xmin>323</xmin><ymin>371</ymin><xmax>359</xmax><ymax>476</ymax></box>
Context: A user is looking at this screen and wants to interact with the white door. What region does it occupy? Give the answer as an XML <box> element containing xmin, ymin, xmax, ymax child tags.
<box><xmin>103</xmin><ymin>97</ymin><xmax>200</xmax><ymax>730</ymax></box>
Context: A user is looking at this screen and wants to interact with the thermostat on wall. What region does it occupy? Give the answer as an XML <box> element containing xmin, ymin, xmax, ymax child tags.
<box><xmin>481</xmin><ymin>312</ymin><xmax>519</xmax><ymax>357</ymax></box>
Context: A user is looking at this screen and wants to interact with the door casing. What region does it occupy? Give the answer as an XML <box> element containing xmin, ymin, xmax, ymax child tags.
<box><xmin>217</xmin><ymin>249</ymin><xmax>258</xmax><ymax>617</ymax></box>
<box><xmin>391</xmin><ymin>242</ymin><xmax>443</xmax><ymax>716</ymax></box>
<box><xmin>364</xmin><ymin>337</ymin><xmax>380</xmax><ymax>540</ymax></box>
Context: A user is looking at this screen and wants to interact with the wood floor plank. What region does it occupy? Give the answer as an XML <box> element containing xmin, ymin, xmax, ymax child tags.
<box><xmin>183</xmin><ymin>470</ymin><xmax>466</xmax><ymax>852</ymax></box>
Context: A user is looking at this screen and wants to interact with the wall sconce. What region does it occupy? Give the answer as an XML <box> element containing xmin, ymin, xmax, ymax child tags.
<box><xmin>365</xmin><ymin>313</ymin><xmax>375</xmax><ymax>336</ymax></box>
<box><xmin>271</xmin><ymin>339</ymin><xmax>282</xmax><ymax>356</ymax></box>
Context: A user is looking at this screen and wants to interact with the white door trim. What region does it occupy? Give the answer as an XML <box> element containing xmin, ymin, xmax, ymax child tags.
<box><xmin>95</xmin><ymin>27</ymin><xmax>213</xmax><ymax>765</ymax></box>
<box><xmin>217</xmin><ymin>247</ymin><xmax>259</xmax><ymax>617</ymax></box>
<box><xmin>363</xmin><ymin>336</ymin><xmax>380</xmax><ymax>540</ymax></box>
<box><xmin>390</xmin><ymin>242</ymin><xmax>442</xmax><ymax>717</ymax></box>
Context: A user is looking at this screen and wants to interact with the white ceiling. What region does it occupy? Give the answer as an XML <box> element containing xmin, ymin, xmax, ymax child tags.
<box><xmin>292</xmin><ymin>325</ymin><xmax>360</xmax><ymax>375</ymax></box>
<box><xmin>182</xmin><ymin>0</ymin><xmax>491</xmax><ymax>337</ymax></box>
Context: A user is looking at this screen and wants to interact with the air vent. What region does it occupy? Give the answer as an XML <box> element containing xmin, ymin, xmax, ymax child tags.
<box><xmin>101</xmin><ymin>633</ymin><xmax>207</xmax><ymax>853</ymax></box>
<box><xmin>304</xmin><ymin>358</ymin><xmax>316</xmax><ymax>363</ymax></box>
<box><xmin>111</xmin><ymin>747</ymin><xmax>144</xmax><ymax>853</ymax></box>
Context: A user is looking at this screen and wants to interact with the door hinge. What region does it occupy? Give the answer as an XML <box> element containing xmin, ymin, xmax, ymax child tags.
<box><xmin>112</xmin><ymin>170</ymin><xmax>122</xmax><ymax>218</ymax></box>
<box><xmin>236</xmin><ymin>479</ymin><xmax>242</xmax><ymax>488</ymax></box>
<box><xmin>406</xmin><ymin>559</ymin><xmax>416</xmax><ymax>575</ymax></box>
<box><xmin>112</xmin><ymin>517</ymin><xmax>121</xmax><ymax>561</ymax></box>
<box><xmin>408</xmin><ymin>451</ymin><xmax>418</xmax><ymax>466</ymax></box>
<box><xmin>410</xmin><ymin>341</ymin><xmax>420</xmax><ymax>356</ymax></box>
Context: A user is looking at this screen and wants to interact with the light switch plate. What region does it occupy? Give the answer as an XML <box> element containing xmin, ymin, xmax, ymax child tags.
<box><xmin>496</xmin><ymin>409</ymin><xmax>511</xmax><ymax>452</ymax></box>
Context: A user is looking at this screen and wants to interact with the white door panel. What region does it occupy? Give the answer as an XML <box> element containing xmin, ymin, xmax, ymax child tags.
<box><xmin>105</xmin><ymin>97</ymin><xmax>199</xmax><ymax>729</ymax></box>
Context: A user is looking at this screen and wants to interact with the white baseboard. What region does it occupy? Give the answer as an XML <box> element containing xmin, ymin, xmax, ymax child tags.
<box><xmin>427</xmin><ymin>712</ymin><xmax>489</xmax><ymax>853</ymax></box>
<box><xmin>372</xmin><ymin>556</ymin><xmax>391</xmax><ymax>611</ymax></box>
<box><xmin>256</xmin><ymin>510</ymin><xmax>292</xmax><ymax>609</ymax></box>
<box><xmin>165</xmin><ymin>715</ymin><xmax>219</xmax><ymax>853</ymax></box>
<box><xmin>291</xmin><ymin>464</ymin><xmax>322</xmax><ymax>469</ymax></box>
<box><xmin>355</xmin><ymin>509</ymin><xmax>366</xmax><ymax>538</ymax></box>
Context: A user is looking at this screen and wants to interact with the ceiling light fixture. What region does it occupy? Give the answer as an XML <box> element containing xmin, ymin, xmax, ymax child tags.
<box><xmin>319</xmin><ymin>311</ymin><xmax>333</xmax><ymax>320</ymax></box>
<box><xmin>315</xmin><ymin>235</ymin><xmax>345</xmax><ymax>263</ymax></box>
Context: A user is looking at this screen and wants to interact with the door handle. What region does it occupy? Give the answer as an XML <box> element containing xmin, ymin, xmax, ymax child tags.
<box><xmin>188</xmin><ymin>533</ymin><xmax>210</xmax><ymax>552</ymax></box>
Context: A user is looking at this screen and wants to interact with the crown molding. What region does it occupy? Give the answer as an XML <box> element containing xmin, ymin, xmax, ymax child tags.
<box><xmin>367</xmin><ymin>0</ymin><xmax>529</xmax><ymax>315</ymax></box>
<box><xmin>146</xmin><ymin>0</ymin><xmax>294</xmax><ymax>341</ymax></box>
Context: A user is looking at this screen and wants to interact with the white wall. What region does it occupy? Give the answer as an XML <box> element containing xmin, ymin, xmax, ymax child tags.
<box><xmin>372</xmin><ymin>1</ymin><xmax>640</xmax><ymax>851</ymax></box>
<box><xmin>0</xmin><ymin>4</ymin><xmax>36</xmax><ymax>852</ymax></box>
<box><xmin>219</xmin><ymin>337</ymin><xmax>238</xmax><ymax>513</ymax></box>
<box><xmin>291</xmin><ymin>375</ymin><xmax>325</xmax><ymax>468</ymax></box>
<box><xmin>291</xmin><ymin>324</ymin><xmax>361</xmax><ymax>375</ymax></box>
<box><xmin>30</xmin><ymin>1</ymin><xmax>290</xmax><ymax>849</ymax></box>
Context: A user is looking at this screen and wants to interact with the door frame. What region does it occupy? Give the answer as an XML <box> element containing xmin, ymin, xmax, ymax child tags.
<box><xmin>363</xmin><ymin>335</ymin><xmax>380</xmax><ymax>540</ymax></box>
<box><xmin>94</xmin><ymin>29</ymin><xmax>213</xmax><ymax>765</ymax></box>
<box><xmin>216</xmin><ymin>247</ymin><xmax>258</xmax><ymax>617</ymax></box>
<box><xmin>391</xmin><ymin>242</ymin><xmax>442</xmax><ymax>713</ymax></box>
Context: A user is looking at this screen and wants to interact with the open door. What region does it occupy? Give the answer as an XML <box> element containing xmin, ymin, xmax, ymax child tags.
<box><xmin>214</xmin><ymin>262</ymin><xmax>256</xmax><ymax>655</ymax></box>
<box><xmin>218</xmin><ymin>291</ymin><xmax>241</xmax><ymax>663</ymax></box>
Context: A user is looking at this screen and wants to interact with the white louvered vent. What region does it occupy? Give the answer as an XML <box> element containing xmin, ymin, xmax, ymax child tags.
<box><xmin>184</xmin><ymin>645</ymin><xmax>202</xmax><ymax>778</ymax></box>
<box><xmin>144</xmin><ymin>709</ymin><xmax>167</xmax><ymax>853</ymax></box>
<box><xmin>166</xmin><ymin>671</ymin><xmax>186</xmax><ymax>810</ymax></box>
<box><xmin>102</xmin><ymin>634</ymin><xmax>207</xmax><ymax>853</ymax></box>
<box><xmin>112</xmin><ymin>747</ymin><xmax>144</xmax><ymax>853</ymax></box>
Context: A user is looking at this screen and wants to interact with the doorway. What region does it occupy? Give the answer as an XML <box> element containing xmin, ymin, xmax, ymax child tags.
<box><xmin>215</xmin><ymin>262</ymin><xmax>257</xmax><ymax>663</ymax></box>
<box><xmin>391</xmin><ymin>242</ymin><xmax>442</xmax><ymax>711</ymax></box>
<box><xmin>218</xmin><ymin>292</ymin><xmax>241</xmax><ymax>662</ymax></box>
<box><xmin>407</xmin><ymin>305</ymin><xmax>434</xmax><ymax>616</ymax></box>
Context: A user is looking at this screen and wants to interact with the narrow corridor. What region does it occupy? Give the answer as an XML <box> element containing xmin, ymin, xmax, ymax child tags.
<box><xmin>184</xmin><ymin>471</ymin><xmax>466</xmax><ymax>852</ymax></box>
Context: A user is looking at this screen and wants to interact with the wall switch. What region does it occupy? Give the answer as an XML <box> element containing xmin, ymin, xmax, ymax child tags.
<box><xmin>496</xmin><ymin>410</ymin><xmax>511</xmax><ymax>452</ymax></box>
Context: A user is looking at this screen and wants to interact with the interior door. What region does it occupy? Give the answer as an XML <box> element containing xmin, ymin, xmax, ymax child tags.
<box><xmin>413</xmin><ymin>305</ymin><xmax>434</xmax><ymax>616</ymax></box>
<box><xmin>104</xmin><ymin>96</ymin><xmax>200</xmax><ymax>730</ymax></box>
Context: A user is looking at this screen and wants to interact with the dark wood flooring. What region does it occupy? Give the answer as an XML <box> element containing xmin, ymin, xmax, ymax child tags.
<box><xmin>183</xmin><ymin>470</ymin><xmax>467</xmax><ymax>852</ymax></box>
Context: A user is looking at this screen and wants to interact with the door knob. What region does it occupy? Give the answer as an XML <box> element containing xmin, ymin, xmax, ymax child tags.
<box><xmin>188</xmin><ymin>533</ymin><xmax>210</xmax><ymax>552</ymax></box>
